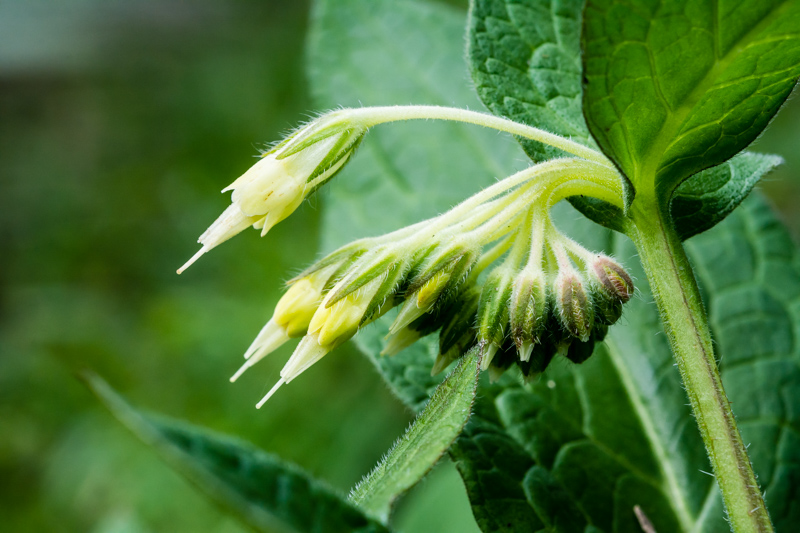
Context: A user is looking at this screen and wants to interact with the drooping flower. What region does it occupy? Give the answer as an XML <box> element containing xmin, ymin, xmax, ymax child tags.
<box><xmin>177</xmin><ymin>111</ymin><xmax>633</xmax><ymax>405</ymax></box>
<box><xmin>178</xmin><ymin>115</ymin><xmax>366</xmax><ymax>274</ymax></box>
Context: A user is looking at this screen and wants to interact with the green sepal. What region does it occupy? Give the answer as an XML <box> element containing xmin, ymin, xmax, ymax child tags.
<box><xmin>477</xmin><ymin>267</ymin><xmax>515</xmax><ymax>347</ymax></box>
<box><xmin>291</xmin><ymin>242</ymin><xmax>370</xmax><ymax>287</ymax></box>
<box><xmin>361</xmin><ymin>261</ymin><xmax>409</xmax><ymax>325</ymax></box>
<box><xmin>509</xmin><ymin>270</ymin><xmax>549</xmax><ymax>351</ymax></box>
<box><xmin>439</xmin><ymin>287</ymin><xmax>481</xmax><ymax>357</ymax></box>
<box><xmin>405</xmin><ymin>243</ymin><xmax>478</xmax><ymax>297</ymax></box>
<box><xmin>592</xmin><ymin>290</ymin><xmax>623</xmax><ymax>327</ymax></box>
<box><xmin>306</xmin><ymin>130</ymin><xmax>365</xmax><ymax>184</ymax></box>
<box><xmin>325</xmin><ymin>248</ymin><xmax>401</xmax><ymax>307</ymax></box>
<box><xmin>277</xmin><ymin>111</ymin><xmax>360</xmax><ymax>159</ymax></box>
<box><xmin>554</xmin><ymin>270</ymin><xmax>594</xmax><ymax>342</ymax></box>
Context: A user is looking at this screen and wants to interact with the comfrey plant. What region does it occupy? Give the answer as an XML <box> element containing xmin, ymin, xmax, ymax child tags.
<box><xmin>86</xmin><ymin>1</ymin><xmax>800</xmax><ymax>532</ymax></box>
<box><xmin>179</xmin><ymin>107</ymin><xmax>634</xmax><ymax>405</ymax></box>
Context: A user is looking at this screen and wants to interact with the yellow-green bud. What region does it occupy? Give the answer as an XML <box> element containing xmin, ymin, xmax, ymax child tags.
<box><xmin>477</xmin><ymin>267</ymin><xmax>514</xmax><ymax>349</ymax></box>
<box><xmin>274</xmin><ymin>278</ymin><xmax>324</xmax><ymax>338</ymax></box>
<box><xmin>178</xmin><ymin>117</ymin><xmax>365</xmax><ymax>274</ymax></box>
<box><xmin>309</xmin><ymin>277</ymin><xmax>384</xmax><ymax>349</ymax></box>
<box><xmin>509</xmin><ymin>270</ymin><xmax>548</xmax><ymax>357</ymax></box>
<box><xmin>554</xmin><ymin>270</ymin><xmax>594</xmax><ymax>342</ymax></box>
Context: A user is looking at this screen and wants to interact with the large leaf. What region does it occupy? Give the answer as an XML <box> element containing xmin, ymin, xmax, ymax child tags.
<box><xmin>349</xmin><ymin>348</ymin><xmax>481</xmax><ymax>522</ymax></box>
<box><xmin>467</xmin><ymin>0</ymin><xmax>784</xmax><ymax>238</ymax></box>
<box><xmin>83</xmin><ymin>373</ymin><xmax>388</xmax><ymax>533</ymax></box>
<box><xmin>306</xmin><ymin>0</ymin><xmax>800</xmax><ymax>531</ymax></box>
<box><xmin>581</xmin><ymin>0</ymin><xmax>800</xmax><ymax>197</ymax></box>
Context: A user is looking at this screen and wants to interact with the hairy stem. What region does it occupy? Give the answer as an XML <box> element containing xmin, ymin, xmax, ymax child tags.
<box><xmin>629</xmin><ymin>197</ymin><xmax>773</xmax><ymax>533</ymax></box>
<box><xmin>347</xmin><ymin>105</ymin><xmax>611</xmax><ymax>165</ymax></box>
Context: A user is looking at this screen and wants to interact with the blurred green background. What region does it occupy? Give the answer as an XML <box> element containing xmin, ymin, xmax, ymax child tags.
<box><xmin>1</xmin><ymin>1</ymin><xmax>798</xmax><ymax>532</ymax></box>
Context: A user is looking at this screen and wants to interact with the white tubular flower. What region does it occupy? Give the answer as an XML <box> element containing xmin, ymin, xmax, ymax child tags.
<box><xmin>256</xmin><ymin>277</ymin><xmax>387</xmax><ymax>408</ymax></box>
<box><xmin>229</xmin><ymin>266</ymin><xmax>335</xmax><ymax>383</ymax></box>
<box><xmin>178</xmin><ymin>116</ymin><xmax>366</xmax><ymax>274</ymax></box>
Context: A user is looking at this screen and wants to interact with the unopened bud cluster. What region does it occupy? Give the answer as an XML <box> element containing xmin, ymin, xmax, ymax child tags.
<box><xmin>178</xmin><ymin>107</ymin><xmax>630</xmax><ymax>406</ymax></box>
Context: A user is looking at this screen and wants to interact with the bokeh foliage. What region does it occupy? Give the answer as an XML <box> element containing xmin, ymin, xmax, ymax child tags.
<box><xmin>0</xmin><ymin>2</ymin><xmax>472</xmax><ymax>531</ymax></box>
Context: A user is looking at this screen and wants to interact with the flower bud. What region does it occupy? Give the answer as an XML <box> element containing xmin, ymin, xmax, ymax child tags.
<box><xmin>566</xmin><ymin>338</ymin><xmax>595</xmax><ymax>364</ymax></box>
<box><xmin>390</xmin><ymin>244</ymin><xmax>478</xmax><ymax>334</ymax></box>
<box><xmin>438</xmin><ymin>287</ymin><xmax>480</xmax><ymax>358</ymax></box>
<box><xmin>477</xmin><ymin>267</ymin><xmax>514</xmax><ymax>351</ymax></box>
<box><xmin>274</xmin><ymin>277</ymin><xmax>325</xmax><ymax>338</ymax></box>
<box><xmin>508</xmin><ymin>270</ymin><xmax>548</xmax><ymax>360</ymax></box>
<box><xmin>323</xmin><ymin>247</ymin><xmax>405</xmax><ymax>310</ymax></box>
<box><xmin>518</xmin><ymin>339</ymin><xmax>556</xmax><ymax>379</ymax></box>
<box><xmin>592</xmin><ymin>291</ymin><xmax>623</xmax><ymax>326</ymax></box>
<box><xmin>308</xmin><ymin>276</ymin><xmax>384</xmax><ymax>349</ymax></box>
<box><xmin>554</xmin><ymin>270</ymin><xmax>594</xmax><ymax>342</ymax></box>
<box><xmin>381</xmin><ymin>326</ymin><xmax>423</xmax><ymax>357</ymax></box>
<box><xmin>592</xmin><ymin>255</ymin><xmax>634</xmax><ymax>303</ymax></box>
<box><xmin>229</xmin><ymin>266</ymin><xmax>338</xmax><ymax>383</ymax></box>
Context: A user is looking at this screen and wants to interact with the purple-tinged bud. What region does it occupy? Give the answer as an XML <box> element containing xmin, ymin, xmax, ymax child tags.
<box><xmin>592</xmin><ymin>255</ymin><xmax>634</xmax><ymax>303</ymax></box>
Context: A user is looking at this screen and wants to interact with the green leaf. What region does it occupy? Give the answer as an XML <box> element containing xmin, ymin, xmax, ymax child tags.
<box><xmin>349</xmin><ymin>348</ymin><xmax>481</xmax><ymax>522</ymax></box>
<box><xmin>468</xmin><ymin>0</ymin><xmax>596</xmax><ymax>161</ymax></box>
<box><xmin>672</xmin><ymin>151</ymin><xmax>782</xmax><ymax>240</ymax></box>
<box><xmin>83</xmin><ymin>373</ymin><xmax>389</xmax><ymax>533</ymax></box>
<box><xmin>582</xmin><ymin>0</ymin><xmax>800</xmax><ymax>198</ymax></box>
<box><xmin>467</xmin><ymin>0</ymin><xmax>786</xmax><ymax>238</ymax></box>
<box><xmin>307</xmin><ymin>0</ymin><xmax>800</xmax><ymax>531</ymax></box>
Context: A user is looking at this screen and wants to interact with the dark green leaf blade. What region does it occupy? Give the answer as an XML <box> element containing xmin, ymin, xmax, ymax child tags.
<box><xmin>349</xmin><ymin>348</ymin><xmax>481</xmax><ymax>522</ymax></box>
<box><xmin>582</xmin><ymin>0</ymin><xmax>800</xmax><ymax>197</ymax></box>
<box><xmin>468</xmin><ymin>0</ymin><xmax>596</xmax><ymax>161</ymax></box>
<box><xmin>467</xmin><ymin>0</ymin><xmax>781</xmax><ymax>238</ymax></box>
<box><xmin>83</xmin><ymin>373</ymin><xmax>389</xmax><ymax>533</ymax></box>
<box><xmin>672</xmin><ymin>151</ymin><xmax>782</xmax><ymax>240</ymax></box>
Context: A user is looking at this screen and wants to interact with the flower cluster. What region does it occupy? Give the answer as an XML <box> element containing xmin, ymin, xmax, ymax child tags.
<box><xmin>178</xmin><ymin>107</ymin><xmax>633</xmax><ymax>407</ymax></box>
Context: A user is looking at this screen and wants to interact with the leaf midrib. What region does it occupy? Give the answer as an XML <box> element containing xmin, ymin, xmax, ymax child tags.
<box><xmin>603</xmin><ymin>337</ymin><xmax>696</xmax><ymax>532</ymax></box>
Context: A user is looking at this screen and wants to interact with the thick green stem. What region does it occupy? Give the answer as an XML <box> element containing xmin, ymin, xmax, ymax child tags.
<box><xmin>629</xmin><ymin>197</ymin><xmax>772</xmax><ymax>533</ymax></box>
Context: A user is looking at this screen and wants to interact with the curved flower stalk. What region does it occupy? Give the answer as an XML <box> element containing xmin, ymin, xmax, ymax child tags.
<box><xmin>179</xmin><ymin>105</ymin><xmax>634</xmax><ymax>407</ymax></box>
<box><xmin>178</xmin><ymin>106</ymin><xmax>618</xmax><ymax>274</ymax></box>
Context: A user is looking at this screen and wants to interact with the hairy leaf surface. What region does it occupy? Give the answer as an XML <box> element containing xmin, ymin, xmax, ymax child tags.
<box><xmin>349</xmin><ymin>348</ymin><xmax>480</xmax><ymax>522</ymax></box>
<box><xmin>84</xmin><ymin>373</ymin><xmax>388</xmax><ymax>533</ymax></box>
<box><xmin>307</xmin><ymin>0</ymin><xmax>800</xmax><ymax>531</ymax></box>
<box><xmin>581</xmin><ymin>0</ymin><xmax>800</xmax><ymax>197</ymax></box>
